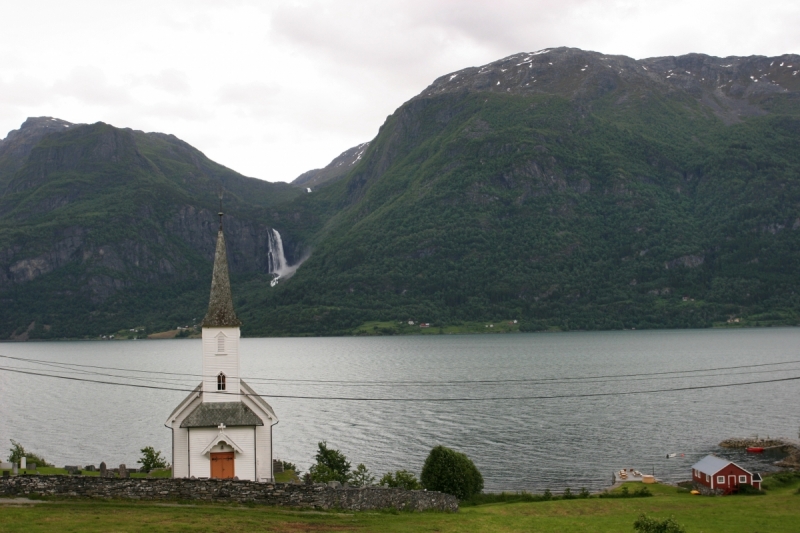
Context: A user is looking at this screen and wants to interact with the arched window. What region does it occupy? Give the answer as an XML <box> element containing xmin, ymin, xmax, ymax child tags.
<box><xmin>217</xmin><ymin>333</ymin><xmax>225</xmax><ymax>354</ymax></box>
<box><xmin>217</xmin><ymin>372</ymin><xmax>226</xmax><ymax>391</ymax></box>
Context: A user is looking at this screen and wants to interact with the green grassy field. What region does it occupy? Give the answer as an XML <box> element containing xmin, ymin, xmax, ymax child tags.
<box><xmin>1</xmin><ymin>480</ymin><xmax>798</xmax><ymax>532</ymax></box>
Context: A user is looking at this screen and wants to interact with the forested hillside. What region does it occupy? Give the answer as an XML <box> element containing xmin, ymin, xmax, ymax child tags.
<box><xmin>238</xmin><ymin>48</ymin><xmax>800</xmax><ymax>335</ymax></box>
<box><xmin>0</xmin><ymin>118</ymin><xmax>301</xmax><ymax>339</ymax></box>
<box><xmin>2</xmin><ymin>47</ymin><xmax>800</xmax><ymax>338</ymax></box>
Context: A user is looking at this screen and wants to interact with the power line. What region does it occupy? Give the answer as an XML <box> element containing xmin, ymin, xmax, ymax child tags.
<box><xmin>1</xmin><ymin>365</ymin><xmax>798</xmax><ymax>402</ymax></box>
<box><xmin>2</xmin><ymin>353</ymin><xmax>799</xmax><ymax>386</ymax></box>
<box><xmin>3</xmin><ymin>360</ymin><xmax>798</xmax><ymax>389</ymax></box>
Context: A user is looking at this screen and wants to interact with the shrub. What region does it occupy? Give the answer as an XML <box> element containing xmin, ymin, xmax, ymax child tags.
<box><xmin>137</xmin><ymin>446</ymin><xmax>168</xmax><ymax>473</ymax></box>
<box><xmin>420</xmin><ymin>445</ymin><xmax>484</xmax><ymax>500</ymax></box>
<box><xmin>633</xmin><ymin>514</ymin><xmax>686</xmax><ymax>533</ymax></box>
<box><xmin>599</xmin><ymin>485</ymin><xmax>652</xmax><ymax>498</ymax></box>
<box><xmin>761</xmin><ymin>471</ymin><xmax>800</xmax><ymax>490</ymax></box>
<box><xmin>736</xmin><ymin>483</ymin><xmax>765</xmax><ymax>495</ymax></box>
<box><xmin>350</xmin><ymin>464</ymin><xmax>375</xmax><ymax>487</ymax></box>
<box><xmin>309</xmin><ymin>441</ymin><xmax>350</xmax><ymax>484</ymax></box>
<box><xmin>379</xmin><ymin>470</ymin><xmax>421</xmax><ymax>490</ymax></box>
<box><xmin>7</xmin><ymin>440</ymin><xmax>51</xmax><ymax>467</ymax></box>
<box><xmin>281</xmin><ymin>460</ymin><xmax>299</xmax><ymax>473</ymax></box>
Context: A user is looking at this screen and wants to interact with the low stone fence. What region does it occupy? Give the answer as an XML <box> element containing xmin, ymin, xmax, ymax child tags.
<box><xmin>0</xmin><ymin>476</ymin><xmax>458</xmax><ymax>512</ymax></box>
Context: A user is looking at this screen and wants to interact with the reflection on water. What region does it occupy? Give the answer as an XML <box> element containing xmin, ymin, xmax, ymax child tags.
<box><xmin>1</xmin><ymin>328</ymin><xmax>798</xmax><ymax>491</ymax></box>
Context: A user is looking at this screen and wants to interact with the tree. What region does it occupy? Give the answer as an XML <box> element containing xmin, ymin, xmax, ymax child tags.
<box><xmin>420</xmin><ymin>445</ymin><xmax>483</xmax><ymax>500</ymax></box>
<box><xmin>8</xmin><ymin>440</ymin><xmax>51</xmax><ymax>467</ymax></box>
<box><xmin>309</xmin><ymin>441</ymin><xmax>351</xmax><ymax>484</ymax></box>
<box><xmin>137</xmin><ymin>446</ymin><xmax>168</xmax><ymax>473</ymax></box>
<box><xmin>350</xmin><ymin>463</ymin><xmax>375</xmax><ymax>487</ymax></box>
<box><xmin>633</xmin><ymin>514</ymin><xmax>686</xmax><ymax>533</ymax></box>
<box><xmin>281</xmin><ymin>460</ymin><xmax>299</xmax><ymax>474</ymax></box>
<box><xmin>379</xmin><ymin>470</ymin><xmax>421</xmax><ymax>490</ymax></box>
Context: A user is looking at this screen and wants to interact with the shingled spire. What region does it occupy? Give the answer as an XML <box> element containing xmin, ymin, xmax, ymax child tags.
<box><xmin>201</xmin><ymin>213</ymin><xmax>242</xmax><ymax>328</ymax></box>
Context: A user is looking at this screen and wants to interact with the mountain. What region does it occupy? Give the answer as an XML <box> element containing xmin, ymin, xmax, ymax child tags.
<box><xmin>4</xmin><ymin>47</ymin><xmax>800</xmax><ymax>339</ymax></box>
<box><xmin>238</xmin><ymin>47</ymin><xmax>800</xmax><ymax>335</ymax></box>
<box><xmin>0</xmin><ymin>118</ymin><xmax>303</xmax><ymax>339</ymax></box>
<box><xmin>292</xmin><ymin>142</ymin><xmax>370</xmax><ymax>190</ymax></box>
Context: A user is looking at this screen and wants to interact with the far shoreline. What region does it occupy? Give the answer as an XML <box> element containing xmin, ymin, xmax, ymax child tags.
<box><xmin>4</xmin><ymin>323</ymin><xmax>798</xmax><ymax>342</ymax></box>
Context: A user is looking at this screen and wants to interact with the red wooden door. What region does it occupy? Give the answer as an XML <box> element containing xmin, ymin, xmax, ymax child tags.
<box><xmin>211</xmin><ymin>452</ymin><xmax>235</xmax><ymax>479</ymax></box>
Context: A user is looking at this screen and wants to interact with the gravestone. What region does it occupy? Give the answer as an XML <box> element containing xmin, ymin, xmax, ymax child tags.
<box><xmin>12</xmin><ymin>464</ymin><xmax>18</xmax><ymax>475</ymax></box>
<box><xmin>119</xmin><ymin>464</ymin><xmax>128</xmax><ymax>478</ymax></box>
<box><xmin>99</xmin><ymin>462</ymin><xmax>107</xmax><ymax>477</ymax></box>
<box><xmin>2</xmin><ymin>470</ymin><xmax>9</xmax><ymax>478</ymax></box>
<box><xmin>20</xmin><ymin>457</ymin><xmax>26</xmax><ymax>469</ymax></box>
<box><xmin>28</xmin><ymin>463</ymin><xmax>36</xmax><ymax>470</ymax></box>
<box><xmin>273</xmin><ymin>459</ymin><xmax>284</xmax><ymax>473</ymax></box>
<box><xmin>84</xmin><ymin>465</ymin><xmax>95</xmax><ymax>472</ymax></box>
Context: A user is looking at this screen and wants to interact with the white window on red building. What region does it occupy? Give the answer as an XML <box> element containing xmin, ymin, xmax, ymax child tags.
<box><xmin>717</xmin><ymin>476</ymin><xmax>725</xmax><ymax>484</ymax></box>
<box><xmin>739</xmin><ymin>475</ymin><xmax>747</xmax><ymax>483</ymax></box>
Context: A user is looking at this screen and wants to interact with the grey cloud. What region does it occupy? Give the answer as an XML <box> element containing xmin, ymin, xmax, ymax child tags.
<box><xmin>140</xmin><ymin>101</ymin><xmax>213</xmax><ymax>121</ymax></box>
<box><xmin>146</xmin><ymin>69</ymin><xmax>191</xmax><ymax>95</ymax></box>
<box><xmin>217</xmin><ymin>82</ymin><xmax>281</xmax><ymax>118</ymax></box>
<box><xmin>53</xmin><ymin>66</ymin><xmax>133</xmax><ymax>106</ymax></box>
<box><xmin>0</xmin><ymin>76</ymin><xmax>51</xmax><ymax>106</ymax></box>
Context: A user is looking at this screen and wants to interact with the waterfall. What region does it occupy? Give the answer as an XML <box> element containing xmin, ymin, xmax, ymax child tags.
<box><xmin>268</xmin><ymin>229</ymin><xmax>291</xmax><ymax>287</ymax></box>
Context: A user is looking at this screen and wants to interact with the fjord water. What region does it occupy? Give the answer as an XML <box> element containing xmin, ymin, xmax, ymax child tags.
<box><xmin>1</xmin><ymin>328</ymin><xmax>797</xmax><ymax>492</ymax></box>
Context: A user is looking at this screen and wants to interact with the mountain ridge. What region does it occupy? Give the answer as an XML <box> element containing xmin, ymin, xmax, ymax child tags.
<box><xmin>238</xmin><ymin>47</ymin><xmax>800</xmax><ymax>335</ymax></box>
<box><xmin>3</xmin><ymin>46</ymin><xmax>800</xmax><ymax>338</ymax></box>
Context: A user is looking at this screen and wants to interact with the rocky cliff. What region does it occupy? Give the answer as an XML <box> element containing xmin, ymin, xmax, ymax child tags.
<box><xmin>0</xmin><ymin>118</ymin><xmax>303</xmax><ymax>338</ymax></box>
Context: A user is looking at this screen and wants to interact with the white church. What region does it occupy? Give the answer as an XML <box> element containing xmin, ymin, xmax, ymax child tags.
<box><xmin>165</xmin><ymin>213</ymin><xmax>278</xmax><ymax>481</ymax></box>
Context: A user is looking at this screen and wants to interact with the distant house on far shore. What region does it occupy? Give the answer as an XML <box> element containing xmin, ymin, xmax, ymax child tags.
<box><xmin>691</xmin><ymin>455</ymin><xmax>761</xmax><ymax>494</ymax></box>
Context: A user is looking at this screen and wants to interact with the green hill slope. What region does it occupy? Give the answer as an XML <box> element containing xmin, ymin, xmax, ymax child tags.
<box><xmin>240</xmin><ymin>48</ymin><xmax>800</xmax><ymax>335</ymax></box>
<box><xmin>0</xmin><ymin>118</ymin><xmax>301</xmax><ymax>339</ymax></box>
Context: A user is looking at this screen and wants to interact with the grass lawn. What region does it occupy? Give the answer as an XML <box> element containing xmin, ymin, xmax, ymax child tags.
<box><xmin>274</xmin><ymin>469</ymin><xmax>300</xmax><ymax>483</ymax></box>
<box><xmin>1</xmin><ymin>480</ymin><xmax>798</xmax><ymax>532</ymax></box>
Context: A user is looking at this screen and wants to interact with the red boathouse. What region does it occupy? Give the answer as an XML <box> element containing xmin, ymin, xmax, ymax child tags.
<box><xmin>691</xmin><ymin>455</ymin><xmax>762</xmax><ymax>494</ymax></box>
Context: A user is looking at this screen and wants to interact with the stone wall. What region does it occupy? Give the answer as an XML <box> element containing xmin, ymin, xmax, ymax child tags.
<box><xmin>0</xmin><ymin>476</ymin><xmax>458</xmax><ymax>512</ymax></box>
<box><xmin>690</xmin><ymin>481</ymin><xmax>724</xmax><ymax>496</ymax></box>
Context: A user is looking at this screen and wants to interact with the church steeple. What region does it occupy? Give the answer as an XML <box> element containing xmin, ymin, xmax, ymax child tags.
<box><xmin>201</xmin><ymin>213</ymin><xmax>241</xmax><ymax>328</ymax></box>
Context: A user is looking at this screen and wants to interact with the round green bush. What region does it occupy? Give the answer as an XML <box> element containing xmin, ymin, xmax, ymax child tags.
<box><xmin>420</xmin><ymin>445</ymin><xmax>483</xmax><ymax>500</ymax></box>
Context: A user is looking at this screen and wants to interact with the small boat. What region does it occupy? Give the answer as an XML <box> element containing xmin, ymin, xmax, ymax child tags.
<box><xmin>666</xmin><ymin>453</ymin><xmax>677</xmax><ymax>458</ymax></box>
<box><xmin>746</xmin><ymin>447</ymin><xmax>765</xmax><ymax>453</ymax></box>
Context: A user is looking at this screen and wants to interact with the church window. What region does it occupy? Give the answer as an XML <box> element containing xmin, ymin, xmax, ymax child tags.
<box><xmin>217</xmin><ymin>333</ymin><xmax>225</xmax><ymax>354</ymax></box>
<box><xmin>217</xmin><ymin>372</ymin><xmax>226</xmax><ymax>391</ymax></box>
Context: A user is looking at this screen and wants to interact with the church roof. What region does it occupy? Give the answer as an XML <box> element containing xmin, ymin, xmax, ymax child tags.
<box><xmin>180</xmin><ymin>401</ymin><xmax>264</xmax><ymax>428</ymax></box>
<box><xmin>201</xmin><ymin>222</ymin><xmax>242</xmax><ymax>328</ymax></box>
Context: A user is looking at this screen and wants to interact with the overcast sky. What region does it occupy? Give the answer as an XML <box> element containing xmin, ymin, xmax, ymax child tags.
<box><xmin>1</xmin><ymin>1</ymin><xmax>798</xmax><ymax>182</ymax></box>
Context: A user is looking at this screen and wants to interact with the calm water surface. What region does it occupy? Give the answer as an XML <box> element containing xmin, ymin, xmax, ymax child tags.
<box><xmin>1</xmin><ymin>328</ymin><xmax>798</xmax><ymax>491</ymax></box>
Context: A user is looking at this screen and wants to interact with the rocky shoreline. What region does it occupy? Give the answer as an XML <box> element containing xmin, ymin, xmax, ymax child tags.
<box><xmin>719</xmin><ymin>437</ymin><xmax>800</xmax><ymax>468</ymax></box>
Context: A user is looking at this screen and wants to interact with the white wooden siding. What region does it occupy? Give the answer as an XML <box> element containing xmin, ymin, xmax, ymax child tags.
<box><xmin>255</xmin><ymin>425</ymin><xmax>273</xmax><ymax>481</ymax></box>
<box><xmin>172</xmin><ymin>428</ymin><xmax>190</xmax><ymax>478</ymax></box>
<box><xmin>202</xmin><ymin>327</ymin><xmax>240</xmax><ymax>402</ymax></box>
<box><xmin>166</xmin><ymin>390</ymin><xmax>202</xmax><ymax>478</ymax></box>
<box><xmin>187</xmin><ymin>426</ymin><xmax>257</xmax><ymax>480</ymax></box>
